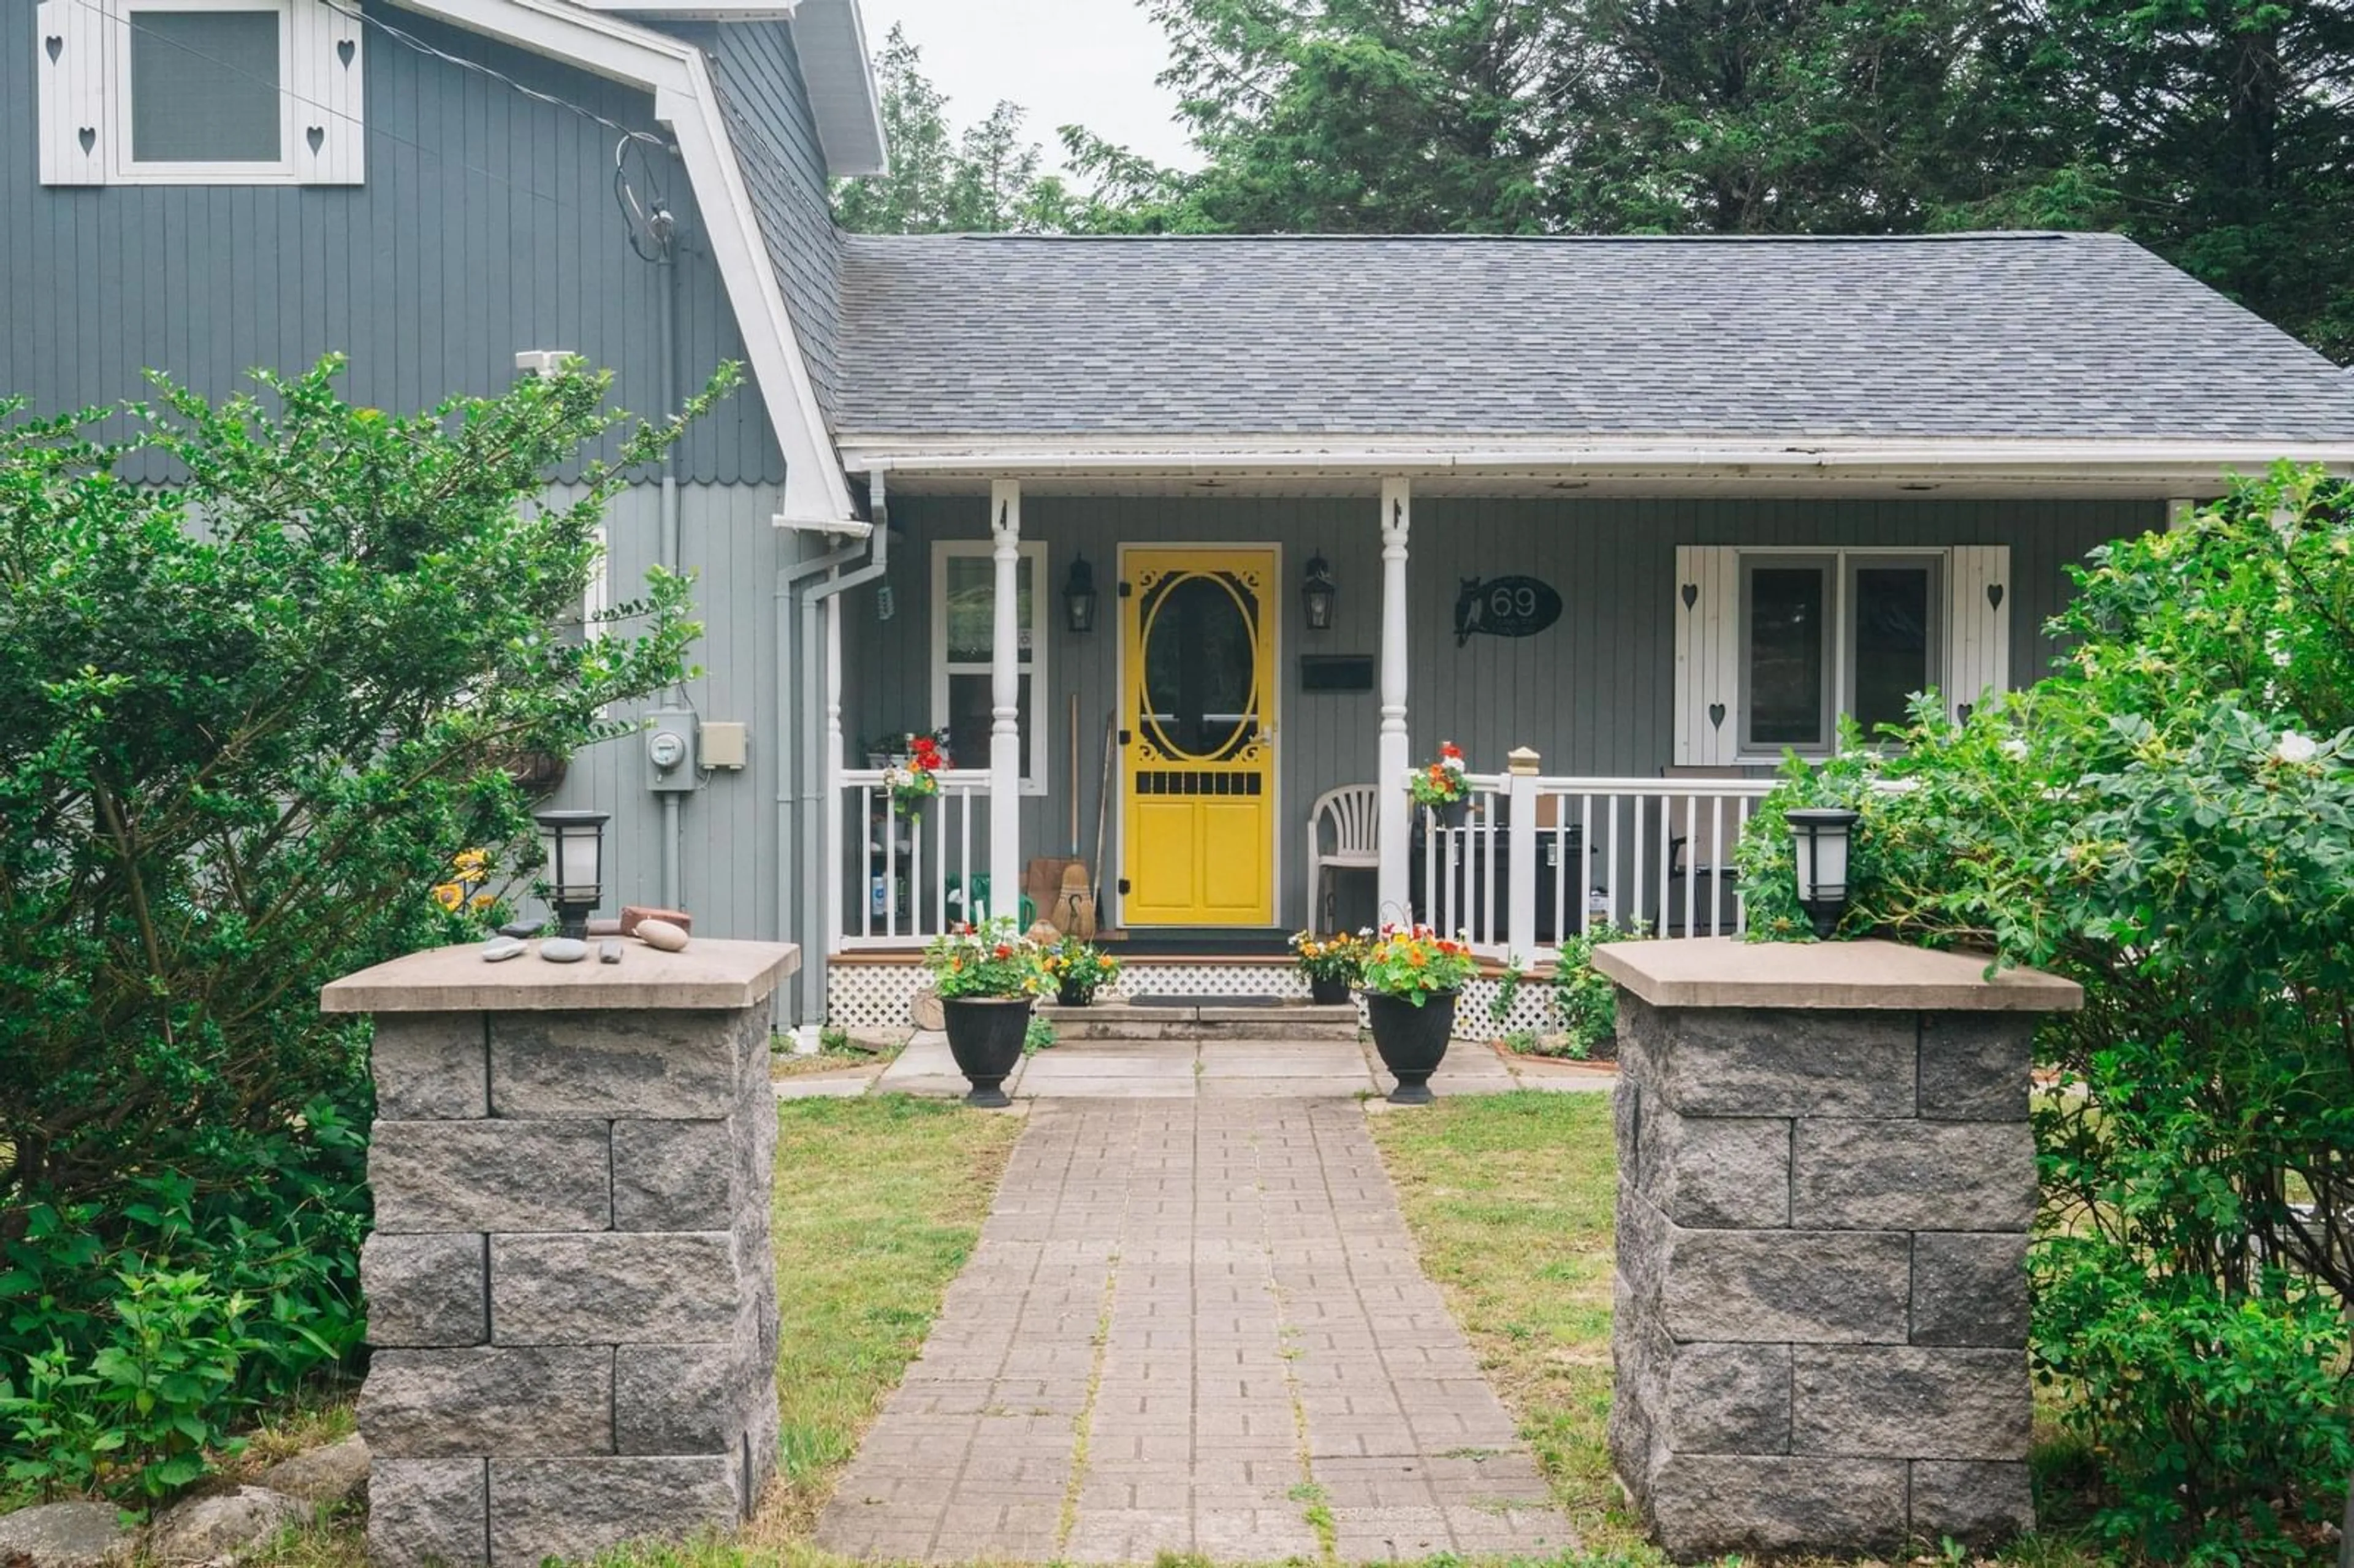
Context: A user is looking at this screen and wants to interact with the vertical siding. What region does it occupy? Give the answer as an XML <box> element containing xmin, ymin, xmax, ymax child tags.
<box><xmin>536</xmin><ymin>481</ymin><xmax>805</xmax><ymax>995</ymax></box>
<box><xmin>846</xmin><ymin>493</ymin><xmax>2158</xmax><ymax>932</ymax></box>
<box><xmin>2</xmin><ymin>2</ymin><xmax>784</xmax><ymax>484</ymax></box>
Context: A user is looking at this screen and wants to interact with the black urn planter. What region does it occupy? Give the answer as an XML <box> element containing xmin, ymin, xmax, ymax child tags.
<box><xmin>1309</xmin><ymin>974</ymin><xmax>1352</xmax><ymax>1007</ymax></box>
<box><xmin>1056</xmin><ymin>981</ymin><xmax>1094</xmax><ymax>1008</ymax></box>
<box><xmin>1365</xmin><ymin>990</ymin><xmax>1457</xmax><ymax>1105</ymax></box>
<box><xmin>940</xmin><ymin>996</ymin><xmax>1032</xmax><ymax>1108</ymax></box>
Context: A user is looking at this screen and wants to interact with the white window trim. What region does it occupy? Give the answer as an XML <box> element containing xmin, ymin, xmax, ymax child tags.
<box><xmin>1733</xmin><ymin>545</ymin><xmax>1947</xmax><ymax>763</ymax></box>
<box><xmin>39</xmin><ymin>0</ymin><xmax>364</xmax><ymax>186</ymax></box>
<box><xmin>112</xmin><ymin>0</ymin><xmax>300</xmax><ymax>183</ymax></box>
<box><xmin>930</xmin><ymin>539</ymin><xmax>1049</xmax><ymax>794</ymax></box>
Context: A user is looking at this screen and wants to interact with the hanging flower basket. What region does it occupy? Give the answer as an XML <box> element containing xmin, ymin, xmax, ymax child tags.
<box><xmin>1407</xmin><ymin>742</ymin><xmax>1471</xmax><ymax>826</ymax></box>
<box><xmin>885</xmin><ymin>734</ymin><xmax>947</xmax><ymax>818</ymax></box>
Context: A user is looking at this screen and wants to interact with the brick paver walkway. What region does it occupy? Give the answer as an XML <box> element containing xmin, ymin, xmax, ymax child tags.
<box><xmin>815</xmin><ymin>1098</ymin><xmax>1574</xmax><ymax>1563</ymax></box>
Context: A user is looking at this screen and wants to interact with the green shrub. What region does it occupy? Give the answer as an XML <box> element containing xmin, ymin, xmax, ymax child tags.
<box><xmin>0</xmin><ymin>357</ymin><xmax>723</xmax><ymax>1498</ymax></box>
<box><xmin>1</xmin><ymin>1266</ymin><xmax>261</xmax><ymax>1504</ymax></box>
<box><xmin>1545</xmin><ymin>919</ymin><xmax>1650</xmax><ymax>1059</ymax></box>
<box><xmin>1734</xmin><ymin>464</ymin><xmax>2354</xmax><ymax>1552</ymax></box>
<box><xmin>2034</xmin><ymin>1240</ymin><xmax>2354</xmax><ymax>1562</ymax></box>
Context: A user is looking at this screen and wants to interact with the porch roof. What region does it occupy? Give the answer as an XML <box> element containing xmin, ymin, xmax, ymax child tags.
<box><xmin>832</xmin><ymin>231</ymin><xmax>2354</xmax><ymax>492</ymax></box>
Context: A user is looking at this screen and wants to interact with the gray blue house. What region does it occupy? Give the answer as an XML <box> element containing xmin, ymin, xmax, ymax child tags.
<box><xmin>12</xmin><ymin>0</ymin><xmax>2354</xmax><ymax>1037</ymax></box>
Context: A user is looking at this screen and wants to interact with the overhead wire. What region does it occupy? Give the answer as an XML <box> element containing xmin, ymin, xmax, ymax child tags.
<box><xmin>64</xmin><ymin>0</ymin><xmax>665</xmax><ymax>219</ymax></box>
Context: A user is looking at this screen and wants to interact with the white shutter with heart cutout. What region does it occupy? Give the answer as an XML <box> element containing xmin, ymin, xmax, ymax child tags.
<box><xmin>1944</xmin><ymin>545</ymin><xmax>2011</xmax><ymax>723</ymax></box>
<box><xmin>39</xmin><ymin>0</ymin><xmax>363</xmax><ymax>186</ymax></box>
<box><xmin>289</xmin><ymin>0</ymin><xmax>365</xmax><ymax>185</ymax></box>
<box><xmin>1674</xmin><ymin>546</ymin><xmax>1742</xmax><ymax>766</ymax></box>
<box><xmin>37</xmin><ymin>0</ymin><xmax>108</xmax><ymax>186</ymax></box>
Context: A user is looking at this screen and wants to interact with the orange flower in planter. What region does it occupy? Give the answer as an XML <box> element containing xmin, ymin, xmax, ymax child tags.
<box><xmin>1407</xmin><ymin>742</ymin><xmax>1471</xmax><ymax>808</ymax></box>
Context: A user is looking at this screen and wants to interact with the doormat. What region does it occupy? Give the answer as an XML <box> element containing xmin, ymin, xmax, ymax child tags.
<box><xmin>1126</xmin><ymin>994</ymin><xmax>1289</xmax><ymax>1009</ymax></box>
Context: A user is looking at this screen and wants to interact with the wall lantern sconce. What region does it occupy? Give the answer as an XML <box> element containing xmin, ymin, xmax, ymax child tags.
<box><xmin>1301</xmin><ymin>552</ymin><xmax>1338</xmax><ymax>632</ymax></box>
<box><xmin>1062</xmin><ymin>555</ymin><xmax>1099</xmax><ymax>634</ymax></box>
<box><xmin>536</xmin><ymin>807</ymin><xmax>610</xmax><ymax>939</ymax></box>
<box><xmin>1785</xmin><ymin>807</ymin><xmax>1860</xmax><ymax>939</ymax></box>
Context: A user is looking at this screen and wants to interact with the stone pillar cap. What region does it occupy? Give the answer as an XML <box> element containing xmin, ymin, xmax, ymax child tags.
<box><xmin>1592</xmin><ymin>936</ymin><xmax>2080</xmax><ymax>1012</ymax></box>
<box><xmin>321</xmin><ymin>939</ymin><xmax>799</xmax><ymax>1013</ymax></box>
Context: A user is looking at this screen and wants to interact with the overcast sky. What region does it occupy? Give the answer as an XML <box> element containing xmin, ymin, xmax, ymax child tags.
<box><xmin>855</xmin><ymin>1</ymin><xmax>1202</xmax><ymax>173</ymax></box>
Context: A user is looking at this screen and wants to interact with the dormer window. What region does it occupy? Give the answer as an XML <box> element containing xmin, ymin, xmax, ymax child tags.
<box><xmin>37</xmin><ymin>0</ymin><xmax>365</xmax><ymax>186</ymax></box>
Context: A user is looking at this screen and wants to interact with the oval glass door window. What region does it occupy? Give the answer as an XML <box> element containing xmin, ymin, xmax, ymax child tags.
<box><xmin>1141</xmin><ymin>573</ymin><xmax>1260</xmax><ymax>760</ymax></box>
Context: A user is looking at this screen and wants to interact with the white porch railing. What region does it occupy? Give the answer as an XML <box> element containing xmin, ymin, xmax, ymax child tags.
<box><xmin>837</xmin><ymin>769</ymin><xmax>996</xmax><ymax>950</ymax></box>
<box><xmin>1419</xmin><ymin>756</ymin><xmax>1775</xmax><ymax>962</ymax></box>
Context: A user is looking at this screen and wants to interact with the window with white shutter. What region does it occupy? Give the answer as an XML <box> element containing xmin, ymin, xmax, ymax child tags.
<box><xmin>37</xmin><ymin>0</ymin><xmax>364</xmax><ymax>186</ymax></box>
<box><xmin>1675</xmin><ymin>543</ymin><xmax>2013</xmax><ymax>761</ymax></box>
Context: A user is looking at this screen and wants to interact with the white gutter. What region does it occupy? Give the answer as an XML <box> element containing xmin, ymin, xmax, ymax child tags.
<box><xmin>385</xmin><ymin>0</ymin><xmax>859</xmax><ymax>529</ymax></box>
<box><xmin>839</xmin><ymin>436</ymin><xmax>2354</xmax><ymax>478</ymax></box>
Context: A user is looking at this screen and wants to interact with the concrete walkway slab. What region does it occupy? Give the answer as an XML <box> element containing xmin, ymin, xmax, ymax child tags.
<box><xmin>814</xmin><ymin>1099</ymin><xmax>1575</xmax><ymax>1564</ymax></box>
<box><xmin>866</xmin><ymin>1030</ymin><xmax>1614</xmax><ymax>1102</ymax></box>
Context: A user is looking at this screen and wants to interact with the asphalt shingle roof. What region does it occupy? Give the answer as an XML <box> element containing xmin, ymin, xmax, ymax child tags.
<box><xmin>832</xmin><ymin>230</ymin><xmax>2354</xmax><ymax>443</ymax></box>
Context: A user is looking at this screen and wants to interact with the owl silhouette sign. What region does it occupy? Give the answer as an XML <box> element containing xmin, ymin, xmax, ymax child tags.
<box><xmin>1453</xmin><ymin>576</ymin><xmax>1563</xmax><ymax>647</ymax></box>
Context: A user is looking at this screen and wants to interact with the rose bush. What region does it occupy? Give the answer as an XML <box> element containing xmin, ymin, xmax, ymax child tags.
<box><xmin>1737</xmin><ymin>465</ymin><xmax>2354</xmax><ymax>1559</ymax></box>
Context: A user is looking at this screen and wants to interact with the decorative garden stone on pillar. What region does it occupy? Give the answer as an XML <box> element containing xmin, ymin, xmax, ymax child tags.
<box><xmin>322</xmin><ymin>939</ymin><xmax>799</xmax><ymax>1568</ymax></box>
<box><xmin>1594</xmin><ymin>938</ymin><xmax>2080</xmax><ymax>1560</ymax></box>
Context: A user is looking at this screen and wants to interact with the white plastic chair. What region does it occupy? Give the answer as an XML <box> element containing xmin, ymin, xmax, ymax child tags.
<box><xmin>1305</xmin><ymin>785</ymin><xmax>1380</xmax><ymax>933</ymax></box>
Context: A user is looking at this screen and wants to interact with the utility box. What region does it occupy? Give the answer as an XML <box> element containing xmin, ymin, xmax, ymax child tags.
<box><xmin>699</xmin><ymin>722</ymin><xmax>748</xmax><ymax>771</ymax></box>
<box><xmin>645</xmin><ymin>710</ymin><xmax>697</xmax><ymax>793</ymax></box>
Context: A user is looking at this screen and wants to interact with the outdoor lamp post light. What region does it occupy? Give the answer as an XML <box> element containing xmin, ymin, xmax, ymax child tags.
<box><xmin>1062</xmin><ymin>555</ymin><xmax>1098</xmax><ymax>634</ymax></box>
<box><xmin>1301</xmin><ymin>552</ymin><xmax>1338</xmax><ymax>631</ymax></box>
<box><xmin>536</xmin><ymin>808</ymin><xmax>609</xmax><ymax>939</ymax></box>
<box><xmin>1785</xmin><ymin>807</ymin><xmax>1860</xmax><ymax>939</ymax></box>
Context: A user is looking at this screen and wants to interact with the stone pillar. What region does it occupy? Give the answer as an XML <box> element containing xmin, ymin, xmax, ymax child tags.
<box><xmin>323</xmin><ymin>940</ymin><xmax>799</xmax><ymax>1568</ymax></box>
<box><xmin>1593</xmin><ymin>938</ymin><xmax>2080</xmax><ymax>1559</ymax></box>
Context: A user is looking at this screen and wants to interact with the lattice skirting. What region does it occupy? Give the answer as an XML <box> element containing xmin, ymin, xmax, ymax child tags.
<box><xmin>826</xmin><ymin>959</ymin><xmax>1560</xmax><ymax>1043</ymax></box>
<box><xmin>1460</xmin><ymin>973</ymin><xmax>1558</xmax><ymax>1044</ymax></box>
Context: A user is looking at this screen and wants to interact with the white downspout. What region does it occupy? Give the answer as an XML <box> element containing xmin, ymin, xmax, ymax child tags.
<box><xmin>788</xmin><ymin>474</ymin><xmax>889</xmax><ymax>1032</ymax></box>
<box><xmin>777</xmin><ymin>517</ymin><xmax>874</xmax><ymax>1034</ymax></box>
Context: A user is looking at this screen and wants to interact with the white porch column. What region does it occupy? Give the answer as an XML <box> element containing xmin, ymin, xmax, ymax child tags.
<box><xmin>988</xmin><ymin>479</ymin><xmax>1023</xmax><ymax>915</ymax></box>
<box><xmin>1506</xmin><ymin>745</ymin><xmax>1541</xmax><ymax>959</ymax></box>
<box><xmin>1377</xmin><ymin>478</ymin><xmax>1412</xmax><ymax>923</ymax></box>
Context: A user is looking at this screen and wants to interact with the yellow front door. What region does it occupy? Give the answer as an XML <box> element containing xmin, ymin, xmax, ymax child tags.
<box><xmin>1120</xmin><ymin>549</ymin><xmax>1279</xmax><ymax>926</ymax></box>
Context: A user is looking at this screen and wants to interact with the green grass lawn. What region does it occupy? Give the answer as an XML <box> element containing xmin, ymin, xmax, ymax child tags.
<box><xmin>1364</xmin><ymin>1094</ymin><xmax>1629</xmax><ymax>1547</ymax></box>
<box><xmin>751</xmin><ymin>1095</ymin><xmax>1023</xmax><ymax>1542</ymax></box>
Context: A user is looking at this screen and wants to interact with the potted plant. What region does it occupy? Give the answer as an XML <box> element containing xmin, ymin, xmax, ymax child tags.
<box><xmin>884</xmin><ymin>733</ymin><xmax>945</xmax><ymax>817</ymax></box>
<box><xmin>921</xmin><ymin>918</ymin><xmax>1045</xmax><ymax>1106</ymax></box>
<box><xmin>1407</xmin><ymin>741</ymin><xmax>1472</xmax><ymax>827</ymax></box>
<box><xmin>1289</xmin><ymin>929</ymin><xmax>1366</xmax><ymax>1005</ymax></box>
<box><xmin>1358</xmin><ymin>924</ymin><xmax>1479</xmax><ymax>1104</ymax></box>
<box><xmin>1042</xmin><ymin>935</ymin><xmax>1121</xmax><ymax>1007</ymax></box>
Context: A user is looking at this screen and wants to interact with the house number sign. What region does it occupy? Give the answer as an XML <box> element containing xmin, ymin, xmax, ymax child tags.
<box><xmin>1453</xmin><ymin>576</ymin><xmax>1563</xmax><ymax>646</ymax></box>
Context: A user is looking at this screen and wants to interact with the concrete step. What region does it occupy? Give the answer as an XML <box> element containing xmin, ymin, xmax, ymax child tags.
<box><xmin>1038</xmin><ymin>1001</ymin><xmax>1362</xmax><ymax>1042</ymax></box>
